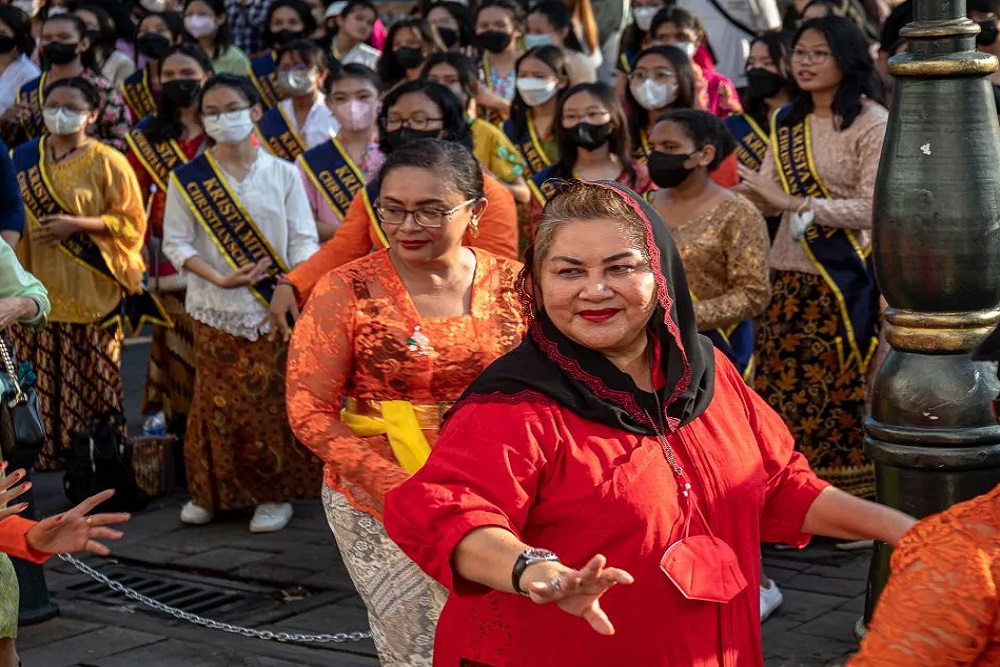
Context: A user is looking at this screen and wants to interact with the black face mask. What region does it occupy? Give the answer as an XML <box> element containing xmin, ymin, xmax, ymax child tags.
<box><xmin>745</xmin><ymin>68</ymin><xmax>785</xmax><ymax>100</ymax></box>
<box><xmin>568</xmin><ymin>121</ymin><xmax>614</xmax><ymax>151</ymax></box>
<box><xmin>42</xmin><ymin>41</ymin><xmax>79</xmax><ymax>65</ymax></box>
<box><xmin>435</xmin><ymin>27</ymin><xmax>459</xmax><ymax>49</ymax></box>
<box><xmin>161</xmin><ymin>78</ymin><xmax>202</xmax><ymax>107</ymax></box>
<box><xmin>648</xmin><ymin>150</ymin><xmax>696</xmax><ymax>189</ymax></box>
<box><xmin>136</xmin><ymin>33</ymin><xmax>172</xmax><ymax>60</ymax></box>
<box><xmin>271</xmin><ymin>29</ymin><xmax>303</xmax><ymax>46</ymax></box>
<box><xmin>383</xmin><ymin>126</ymin><xmax>441</xmax><ymax>151</ymax></box>
<box><xmin>0</xmin><ymin>37</ymin><xmax>16</xmax><ymax>55</ymax></box>
<box><xmin>978</xmin><ymin>20</ymin><xmax>999</xmax><ymax>46</ymax></box>
<box><xmin>393</xmin><ymin>46</ymin><xmax>425</xmax><ymax>70</ymax></box>
<box><xmin>474</xmin><ymin>30</ymin><xmax>512</xmax><ymax>54</ymax></box>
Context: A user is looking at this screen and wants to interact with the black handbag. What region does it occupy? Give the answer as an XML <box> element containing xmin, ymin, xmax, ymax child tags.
<box><xmin>62</xmin><ymin>410</ymin><xmax>150</xmax><ymax>513</ymax></box>
<box><xmin>0</xmin><ymin>336</ymin><xmax>45</xmax><ymax>470</ymax></box>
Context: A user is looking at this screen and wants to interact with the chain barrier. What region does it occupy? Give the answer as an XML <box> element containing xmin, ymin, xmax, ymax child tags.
<box><xmin>56</xmin><ymin>553</ymin><xmax>373</xmax><ymax>645</ymax></box>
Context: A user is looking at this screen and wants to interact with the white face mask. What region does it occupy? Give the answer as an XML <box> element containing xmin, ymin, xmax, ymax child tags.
<box><xmin>523</xmin><ymin>33</ymin><xmax>555</xmax><ymax>49</ymax></box>
<box><xmin>279</xmin><ymin>69</ymin><xmax>317</xmax><ymax>96</ymax></box>
<box><xmin>516</xmin><ymin>77</ymin><xmax>559</xmax><ymax>107</ymax></box>
<box><xmin>46</xmin><ymin>5</ymin><xmax>68</xmax><ymax>16</ymax></box>
<box><xmin>203</xmin><ymin>108</ymin><xmax>256</xmax><ymax>144</ymax></box>
<box><xmin>632</xmin><ymin>7</ymin><xmax>658</xmax><ymax>32</ymax></box>
<box><xmin>43</xmin><ymin>106</ymin><xmax>89</xmax><ymax>135</ymax></box>
<box><xmin>630</xmin><ymin>78</ymin><xmax>676</xmax><ymax>110</ymax></box>
<box><xmin>12</xmin><ymin>0</ymin><xmax>39</xmax><ymax>18</ymax></box>
<box><xmin>672</xmin><ymin>41</ymin><xmax>697</xmax><ymax>58</ymax></box>
<box><xmin>140</xmin><ymin>0</ymin><xmax>168</xmax><ymax>13</ymax></box>
<box><xmin>184</xmin><ymin>15</ymin><xmax>217</xmax><ymax>39</ymax></box>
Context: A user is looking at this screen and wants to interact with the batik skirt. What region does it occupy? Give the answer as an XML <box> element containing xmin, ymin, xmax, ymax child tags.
<box><xmin>754</xmin><ymin>270</ymin><xmax>876</xmax><ymax>498</ymax></box>
<box><xmin>185</xmin><ymin>322</ymin><xmax>321</xmax><ymax>511</ymax></box>
<box><xmin>141</xmin><ymin>291</ymin><xmax>196</xmax><ymax>423</ymax></box>
<box><xmin>11</xmin><ymin>321</ymin><xmax>123</xmax><ymax>471</ymax></box>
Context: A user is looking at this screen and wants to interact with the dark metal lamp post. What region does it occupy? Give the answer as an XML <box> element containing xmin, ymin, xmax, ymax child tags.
<box><xmin>864</xmin><ymin>0</ymin><xmax>1000</xmax><ymax>628</ymax></box>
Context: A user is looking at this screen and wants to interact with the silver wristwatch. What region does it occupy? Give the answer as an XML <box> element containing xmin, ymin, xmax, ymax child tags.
<box><xmin>512</xmin><ymin>548</ymin><xmax>560</xmax><ymax>596</ymax></box>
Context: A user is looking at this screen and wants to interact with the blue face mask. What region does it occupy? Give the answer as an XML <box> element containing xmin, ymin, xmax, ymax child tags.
<box><xmin>524</xmin><ymin>33</ymin><xmax>555</xmax><ymax>49</ymax></box>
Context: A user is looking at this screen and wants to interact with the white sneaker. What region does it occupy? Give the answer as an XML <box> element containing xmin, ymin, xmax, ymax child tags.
<box><xmin>180</xmin><ymin>501</ymin><xmax>214</xmax><ymax>525</ymax></box>
<box><xmin>760</xmin><ymin>579</ymin><xmax>784</xmax><ymax>623</ymax></box>
<box><xmin>249</xmin><ymin>503</ymin><xmax>293</xmax><ymax>533</ymax></box>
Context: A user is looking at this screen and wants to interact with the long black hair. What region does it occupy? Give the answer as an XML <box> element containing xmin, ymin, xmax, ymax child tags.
<box><xmin>783</xmin><ymin>16</ymin><xmax>882</xmax><ymax>130</ymax></box>
<box><xmin>74</xmin><ymin>4</ymin><xmax>117</xmax><ymax>62</ymax></box>
<box><xmin>136</xmin><ymin>10</ymin><xmax>185</xmax><ymax>52</ymax></box>
<box><xmin>508</xmin><ymin>45</ymin><xmax>569</xmax><ymax>137</ymax></box>
<box><xmin>377</xmin><ymin>78</ymin><xmax>471</xmax><ymax>154</ymax></box>
<box><xmin>261</xmin><ymin>0</ymin><xmax>317</xmax><ymax>50</ymax></box>
<box><xmin>421</xmin><ymin>51</ymin><xmax>478</xmax><ymax>110</ymax></box>
<box><xmin>145</xmin><ymin>44</ymin><xmax>214</xmax><ymax>143</ymax></box>
<box><xmin>527</xmin><ymin>1</ymin><xmax>585</xmax><ymax>53</ymax></box>
<box><xmin>42</xmin><ymin>13</ymin><xmax>99</xmax><ymax>72</ymax></box>
<box><xmin>197</xmin><ymin>72</ymin><xmax>261</xmax><ymax>112</ymax></box>
<box><xmin>0</xmin><ymin>5</ymin><xmax>36</xmax><ymax>58</ymax></box>
<box><xmin>378</xmin><ymin>18</ymin><xmax>442</xmax><ymax>88</ymax></box>
<box><xmin>423</xmin><ymin>1</ymin><xmax>473</xmax><ymax>50</ymax></box>
<box><xmin>654</xmin><ymin>108</ymin><xmax>736</xmax><ymax>172</ymax></box>
<box><xmin>182</xmin><ymin>0</ymin><xmax>236</xmax><ymax>59</ymax></box>
<box><xmin>625</xmin><ymin>45</ymin><xmax>696</xmax><ymax>150</ymax></box>
<box><xmin>378</xmin><ymin>138</ymin><xmax>484</xmax><ymax>201</ymax></box>
<box><xmin>743</xmin><ymin>31</ymin><xmax>793</xmax><ymax>128</ymax></box>
<box><xmin>619</xmin><ymin>0</ymin><xmax>666</xmax><ymax>61</ymax></box>
<box><xmin>556</xmin><ymin>82</ymin><xmax>634</xmax><ymax>182</ymax></box>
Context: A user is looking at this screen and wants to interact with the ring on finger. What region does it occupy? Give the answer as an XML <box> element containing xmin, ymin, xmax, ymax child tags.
<box><xmin>548</xmin><ymin>574</ymin><xmax>563</xmax><ymax>592</ymax></box>
<box><xmin>85</xmin><ymin>517</ymin><xmax>93</xmax><ymax>525</ymax></box>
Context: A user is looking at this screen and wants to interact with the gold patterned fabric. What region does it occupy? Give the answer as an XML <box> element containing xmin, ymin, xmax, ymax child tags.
<box><xmin>754</xmin><ymin>270</ymin><xmax>874</xmax><ymax>497</ymax></box>
<box><xmin>141</xmin><ymin>291</ymin><xmax>195</xmax><ymax>422</ymax></box>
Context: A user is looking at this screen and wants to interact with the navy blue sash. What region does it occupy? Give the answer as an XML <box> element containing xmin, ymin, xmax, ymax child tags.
<box><xmin>248</xmin><ymin>51</ymin><xmax>283</xmax><ymax>109</ymax></box>
<box><xmin>14</xmin><ymin>74</ymin><xmax>46</xmax><ymax>141</ymax></box>
<box><xmin>725</xmin><ymin>114</ymin><xmax>769</xmax><ymax>172</ymax></box>
<box><xmin>502</xmin><ymin>117</ymin><xmax>552</xmax><ymax>178</ymax></box>
<box><xmin>170</xmin><ymin>152</ymin><xmax>290</xmax><ymax>306</ymax></box>
<box><xmin>121</xmin><ymin>67</ymin><xmax>157</xmax><ymax>121</ymax></box>
<box><xmin>296</xmin><ymin>137</ymin><xmax>365</xmax><ymax>222</ymax></box>
<box><xmin>359</xmin><ymin>180</ymin><xmax>387</xmax><ymax>249</ymax></box>
<box><xmin>771</xmin><ymin>107</ymin><xmax>879</xmax><ymax>370</ymax></box>
<box><xmin>125</xmin><ymin>115</ymin><xmax>191</xmax><ymax>191</ymax></box>
<box><xmin>254</xmin><ymin>105</ymin><xmax>305</xmax><ymax>161</ymax></box>
<box><xmin>12</xmin><ymin>138</ymin><xmax>170</xmax><ymax>335</ymax></box>
<box><xmin>704</xmin><ymin>322</ymin><xmax>755</xmax><ymax>381</ymax></box>
<box><xmin>528</xmin><ymin>163</ymin><xmax>570</xmax><ymax>207</ymax></box>
<box><xmin>633</xmin><ymin>128</ymin><xmax>651</xmax><ymax>165</ymax></box>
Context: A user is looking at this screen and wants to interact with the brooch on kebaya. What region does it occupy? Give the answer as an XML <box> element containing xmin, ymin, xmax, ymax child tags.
<box><xmin>406</xmin><ymin>326</ymin><xmax>434</xmax><ymax>356</ymax></box>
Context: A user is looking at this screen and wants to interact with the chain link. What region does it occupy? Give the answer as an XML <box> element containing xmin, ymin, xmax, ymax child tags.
<box><xmin>56</xmin><ymin>553</ymin><xmax>373</xmax><ymax>645</ymax></box>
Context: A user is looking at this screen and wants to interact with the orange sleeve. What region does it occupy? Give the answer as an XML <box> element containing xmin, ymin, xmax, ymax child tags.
<box><xmin>849</xmin><ymin>517</ymin><xmax>998</xmax><ymax>667</ymax></box>
<box><xmin>711</xmin><ymin>153</ymin><xmax>740</xmax><ymax>188</ymax></box>
<box><xmin>471</xmin><ymin>172</ymin><xmax>518</xmax><ymax>261</ymax></box>
<box><xmin>287</xmin><ymin>193</ymin><xmax>374</xmax><ymax>304</ymax></box>
<box><xmin>0</xmin><ymin>516</ymin><xmax>50</xmax><ymax>564</ymax></box>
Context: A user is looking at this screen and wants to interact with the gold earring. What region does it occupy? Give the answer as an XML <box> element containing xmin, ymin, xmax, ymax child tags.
<box><xmin>469</xmin><ymin>217</ymin><xmax>480</xmax><ymax>238</ymax></box>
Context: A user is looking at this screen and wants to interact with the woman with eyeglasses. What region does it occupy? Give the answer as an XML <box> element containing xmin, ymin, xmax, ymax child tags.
<box><xmin>286</xmin><ymin>137</ymin><xmax>524</xmax><ymax>667</ymax></box>
<box><xmin>181</xmin><ymin>0</ymin><xmax>251</xmax><ymax>76</ymax></box>
<box><xmin>247</xmin><ymin>0</ymin><xmax>317</xmax><ymax>109</ymax></box>
<box><xmin>162</xmin><ymin>73</ymin><xmax>322</xmax><ymax>533</ymax></box>
<box><xmin>738</xmin><ymin>16</ymin><xmax>887</xmax><ymax>499</ymax></box>
<box><xmin>527</xmin><ymin>81</ymin><xmax>650</xmax><ymax>233</ymax></box>
<box><xmin>267</xmin><ymin>78</ymin><xmax>519</xmax><ymax>341</ymax></box>
<box><xmin>121</xmin><ymin>11</ymin><xmax>185</xmax><ymax>121</ymax></box>
<box><xmin>613</xmin><ymin>0</ymin><xmax>667</xmax><ymax>101</ymax></box>
<box><xmin>253</xmin><ymin>38</ymin><xmax>336</xmax><ymax>162</ymax></box>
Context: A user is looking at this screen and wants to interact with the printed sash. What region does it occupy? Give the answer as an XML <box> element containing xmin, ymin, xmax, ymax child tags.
<box><xmin>502</xmin><ymin>115</ymin><xmax>552</xmax><ymax>178</ymax></box>
<box><xmin>478</xmin><ymin>54</ymin><xmax>506</xmax><ymax>126</ymax></box>
<box><xmin>361</xmin><ymin>180</ymin><xmax>388</xmax><ymax>248</ymax></box>
<box><xmin>726</xmin><ymin>113</ymin><xmax>769</xmax><ymax>171</ymax></box>
<box><xmin>121</xmin><ymin>67</ymin><xmax>157</xmax><ymax>121</ymax></box>
<box><xmin>528</xmin><ymin>163</ymin><xmax>569</xmax><ymax>207</ymax></box>
<box><xmin>171</xmin><ymin>151</ymin><xmax>290</xmax><ymax>306</ymax></box>
<box><xmin>771</xmin><ymin>107</ymin><xmax>879</xmax><ymax>370</ymax></box>
<box><xmin>296</xmin><ymin>136</ymin><xmax>366</xmax><ymax>223</ymax></box>
<box><xmin>634</xmin><ymin>128</ymin><xmax>651</xmax><ymax>164</ymax></box>
<box><xmin>248</xmin><ymin>51</ymin><xmax>282</xmax><ymax>109</ymax></box>
<box><xmin>704</xmin><ymin>322</ymin><xmax>755</xmax><ymax>382</ymax></box>
<box><xmin>12</xmin><ymin>138</ymin><xmax>170</xmax><ymax>335</ymax></box>
<box><xmin>14</xmin><ymin>73</ymin><xmax>46</xmax><ymax>141</ymax></box>
<box><xmin>125</xmin><ymin>115</ymin><xmax>191</xmax><ymax>191</ymax></box>
<box><xmin>254</xmin><ymin>104</ymin><xmax>306</xmax><ymax>162</ymax></box>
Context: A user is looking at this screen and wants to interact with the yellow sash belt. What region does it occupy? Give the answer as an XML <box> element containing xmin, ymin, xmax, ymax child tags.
<box><xmin>340</xmin><ymin>398</ymin><xmax>453</xmax><ymax>473</ymax></box>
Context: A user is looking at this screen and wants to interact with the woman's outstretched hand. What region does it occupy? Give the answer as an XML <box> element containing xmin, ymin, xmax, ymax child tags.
<box><xmin>0</xmin><ymin>466</ymin><xmax>32</xmax><ymax>522</ymax></box>
<box><xmin>25</xmin><ymin>489</ymin><xmax>130</xmax><ymax>556</ymax></box>
<box><xmin>521</xmin><ymin>554</ymin><xmax>634</xmax><ymax>636</ymax></box>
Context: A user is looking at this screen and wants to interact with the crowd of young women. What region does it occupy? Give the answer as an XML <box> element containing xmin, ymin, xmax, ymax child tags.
<box><xmin>0</xmin><ymin>0</ymin><xmax>919</xmax><ymax>664</ymax></box>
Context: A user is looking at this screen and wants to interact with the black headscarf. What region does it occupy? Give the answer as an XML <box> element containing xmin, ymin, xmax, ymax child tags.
<box><xmin>452</xmin><ymin>180</ymin><xmax>716</xmax><ymax>434</ymax></box>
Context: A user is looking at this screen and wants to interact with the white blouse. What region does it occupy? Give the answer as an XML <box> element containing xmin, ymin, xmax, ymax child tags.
<box><xmin>0</xmin><ymin>55</ymin><xmax>40</xmax><ymax>113</ymax></box>
<box><xmin>279</xmin><ymin>94</ymin><xmax>340</xmax><ymax>150</ymax></box>
<box><xmin>162</xmin><ymin>149</ymin><xmax>320</xmax><ymax>341</ymax></box>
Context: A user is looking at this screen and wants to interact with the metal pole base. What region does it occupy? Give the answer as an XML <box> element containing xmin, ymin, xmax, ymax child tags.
<box><xmin>12</xmin><ymin>472</ymin><xmax>58</xmax><ymax>625</ymax></box>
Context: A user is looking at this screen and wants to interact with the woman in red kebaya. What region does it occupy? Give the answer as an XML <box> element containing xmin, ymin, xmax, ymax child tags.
<box><xmin>384</xmin><ymin>180</ymin><xmax>916</xmax><ymax>666</ymax></box>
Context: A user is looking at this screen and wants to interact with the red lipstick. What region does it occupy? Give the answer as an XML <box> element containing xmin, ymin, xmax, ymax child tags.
<box><xmin>578</xmin><ymin>309</ymin><xmax>620</xmax><ymax>323</ymax></box>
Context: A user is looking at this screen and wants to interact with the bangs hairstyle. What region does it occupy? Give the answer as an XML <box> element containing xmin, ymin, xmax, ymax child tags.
<box><xmin>378</xmin><ymin>18</ymin><xmax>443</xmax><ymax>86</ymax></box>
<box><xmin>378</xmin><ymin>138</ymin><xmax>484</xmax><ymax>201</ymax></box>
<box><xmin>527</xmin><ymin>1</ymin><xmax>585</xmax><ymax>53</ymax></box>
<box><xmin>649</xmin><ymin>6</ymin><xmax>717</xmax><ymax>64</ymax></box>
<box><xmin>475</xmin><ymin>0</ymin><xmax>526</xmax><ymax>30</ymax></box>
<box><xmin>555</xmin><ymin>82</ymin><xmax>634</xmax><ymax>183</ymax></box>
<box><xmin>262</xmin><ymin>0</ymin><xmax>317</xmax><ymax>49</ymax></box>
<box><xmin>784</xmin><ymin>16</ymin><xmax>883</xmax><ymax>130</ymax></box>
<box><xmin>145</xmin><ymin>44</ymin><xmax>214</xmax><ymax>144</ymax></box>
<box><xmin>744</xmin><ymin>31</ymin><xmax>793</xmax><ymax>127</ymax></box>
<box><xmin>198</xmin><ymin>72</ymin><xmax>261</xmax><ymax>113</ymax></box>
<box><xmin>532</xmin><ymin>180</ymin><xmax>649</xmax><ymax>277</ymax></box>
<box><xmin>276</xmin><ymin>38</ymin><xmax>337</xmax><ymax>75</ymax></box>
<box><xmin>182</xmin><ymin>0</ymin><xmax>236</xmax><ymax>56</ymax></box>
<box><xmin>625</xmin><ymin>45</ymin><xmax>696</xmax><ymax>150</ymax></box>
<box><xmin>329</xmin><ymin>62</ymin><xmax>382</xmax><ymax>92</ymax></box>
<box><xmin>424</xmin><ymin>1</ymin><xmax>473</xmax><ymax>48</ymax></box>
<box><xmin>0</xmin><ymin>5</ymin><xmax>36</xmax><ymax>57</ymax></box>
<box><xmin>43</xmin><ymin>13</ymin><xmax>99</xmax><ymax>71</ymax></box>
<box><xmin>377</xmin><ymin>78</ymin><xmax>471</xmax><ymax>153</ymax></box>
<box><xmin>44</xmin><ymin>75</ymin><xmax>101</xmax><ymax>108</ymax></box>
<box><xmin>654</xmin><ymin>108</ymin><xmax>736</xmax><ymax>172</ymax></box>
<box><xmin>509</xmin><ymin>45</ymin><xmax>569</xmax><ymax>136</ymax></box>
<box><xmin>421</xmin><ymin>51</ymin><xmax>478</xmax><ymax>101</ymax></box>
